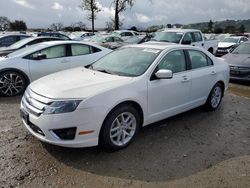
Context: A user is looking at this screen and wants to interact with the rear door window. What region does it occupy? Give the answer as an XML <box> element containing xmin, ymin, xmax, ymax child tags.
<box><xmin>29</xmin><ymin>45</ymin><xmax>66</xmax><ymax>60</ymax></box>
<box><xmin>193</xmin><ymin>32</ymin><xmax>203</xmax><ymax>42</ymax></box>
<box><xmin>71</xmin><ymin>44</ymin><xmax>90</xmax><ymax>56</ymax></box>
<box><xmin>188</xmin><ymin>50</ymin><xmax>213</xmax><ymax>69</ymax></box>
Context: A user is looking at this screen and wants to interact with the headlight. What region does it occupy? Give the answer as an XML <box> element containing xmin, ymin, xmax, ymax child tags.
<box><xmin>44</xmin><ymin>100</ymin><xmax>82</xmax><ymax>114</ymax></box>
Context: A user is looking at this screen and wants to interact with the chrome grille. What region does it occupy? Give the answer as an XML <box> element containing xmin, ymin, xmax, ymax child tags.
<box><xmin>21</xmin><ymin>88</ymin><xmax>52</xmax><ymax>116</ymax></box>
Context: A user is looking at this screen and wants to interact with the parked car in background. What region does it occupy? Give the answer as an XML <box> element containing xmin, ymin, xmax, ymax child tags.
<box><xmin>0</xmin><ymin>41</ymin><xmax>111</xmax><ymax>97</ymax></box>
<box><xmin>20</xmin><ymin>43</ymin><xmax>229</xmax><ymax>150</ymax></box>
<box><xmin>0</xmin><ymin>37</ymin><xmax>63</xmax><ymax>57</ymax></box>
<box><xmin>216</xmin><ymin>36</ymin><xmax>249</xmax><ymax>57</ymax></box>
<box><xmin>90</xmin><ymin>35</ymin><xmax>125</xmax><ymax>49</ymax></box>
<box><xmin>112</xmin><ymin>30</ymin><xmax>138</xmax><ymax>40</ymax></box>
<box><xmin>0</xmin><ymin>34</ymin><xmax>31</xmax><ymax>47</ymax></box>
<box><xmin>124</xmin><ymin>34</ymin><xmax>152</xmax><ymax>44</ymax></box>
<box><xmin>37</xmin><ymin>32</ymin><xmax>71</xmax><ymax>40</ymax></box>
<box><xmin>215</xmin><ymin>34</ymin><xmax>232</xmax><ymax>41</ymax></box>
<box><xmin>151</xmin><ymin>29</ymin><xmax>218</xmax><ymax>54</ymax></box>
<box><xmin>222</xmin><ymin>41</ymin><xmax>250</xmax><ymax>81</ymax></box>
<box><xmin>70</xmin><ymin>32</ymin><xmax>95</xmax><ymax>41</ymax></box>
<box><xmin>80</xmin><ymin>32</ymin><xmax>95</xmax><ymax>41</ymax></box>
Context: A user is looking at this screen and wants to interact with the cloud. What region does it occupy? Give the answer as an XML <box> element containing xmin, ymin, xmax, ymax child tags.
<box><xmin>13</xmin><ymin>0</ymin><xmax>35</xmax><ymax>9</ymax></box>
<box><xmin>2</xmin><ymin>0</ymin><xmax>250</xmax><ymax>29</ymax></box>
<box><xmin>52</xmin><ymin>2</ymin><xmax>64</xmax><ymax>10</ymax></box>
<box><xmin>135</xmin><ymin>13</ymin><xmax>151</xmax><ymax>23</ymax></box>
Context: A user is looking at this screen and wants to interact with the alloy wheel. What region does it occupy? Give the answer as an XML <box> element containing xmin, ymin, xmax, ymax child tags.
<box><xmin>0</xmin><ymin>72</ymin><xmax>25</xmax><ymax>96</ymax></box>
<box><xmin>211</xmin><ymin>86</ymin><xmax>222</xmax><ymax>108</ymax></box>
<box><xmin>109</xmin><ymin>112</ymin><xmax>137</xmax><ymax>147</ymax></box>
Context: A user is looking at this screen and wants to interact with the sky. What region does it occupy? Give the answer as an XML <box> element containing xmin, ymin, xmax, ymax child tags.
<box><xmin>0</xmin><ymin>0</ymin><xmax>250</xmax><ymax>29</ymax></box>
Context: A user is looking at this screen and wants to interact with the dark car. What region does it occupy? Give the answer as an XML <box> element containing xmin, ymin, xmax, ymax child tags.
<box><xmin>0</xmin><ymin>37</ymin><xmax>63</xmax><ymax>57</ymax></box>
<box><xmin>37</xmin><ymin>32</ymin><xmax>71</xmax><ymax>40</ymax></box>
<box><xmin>0</xmin><ymin>34</ymin><xmax>31</xmax><ymax>47</ymax></box>
<box><xmin>222</xmin><ymin>42</ymin><xmax>250</xmax><ymax>81</ymax></box>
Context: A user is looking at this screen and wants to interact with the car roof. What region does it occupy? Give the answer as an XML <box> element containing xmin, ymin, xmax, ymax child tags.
<box><xmin>225</xmin><ymin>36</ymin><xmax>244</xmax><ymax>39</ymax></box>
<box><xmin>7</xmin><ymin>41</ymin><xmax>106</xmax><ymax>58</ymax></box>
<box><xmin>125</xmin><ymin>41</ymin><xmax>192</xmax><ymax>50</ymax></box>
<box><xmin>158</xmin><ymin>29</ymin><xmax>201</xmax><ymax>33</ymax></box>
<box><xmin>0</xmin><ymin>33</ymin><xmax>30</xmax><ymax>38</ymax></box>
<box><xmin>114</xmin><ymin>30</ymin><xmax>134</xmax><ymax>33</ymax></box>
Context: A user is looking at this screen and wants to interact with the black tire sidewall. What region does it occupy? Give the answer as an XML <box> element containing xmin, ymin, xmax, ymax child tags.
<box><xmin>0</xmin><ymin>71</ymin><xmax>27</xmax><ymax>97</ymax></box>
<box><xmin>206</xmin><ymin>83</ymin><xmax>223</xmax><ymax>111</ymax></box>
<box><xmin>100</xmin><ymin>105</ymin><xmax>141</xmax><ymax>151</ymax></box>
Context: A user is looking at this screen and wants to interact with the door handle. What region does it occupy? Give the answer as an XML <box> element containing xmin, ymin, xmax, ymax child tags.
<box><xmin>181</xmin><ymin>75</ymin><xmax>190</xmax><ymax>83</ymax></box>
<box><xmin>210</xmin><ymin>71</ymin><xmax>217</xmax><ymax>75</ymax></box>
<box><xmin>61</xmin><ymin>59</ymin><xmax>70</xmax><ymax>63</ymax></box>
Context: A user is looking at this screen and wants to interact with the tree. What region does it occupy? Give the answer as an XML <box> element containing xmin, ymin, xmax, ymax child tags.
<box><xmin>225</xmin><ymin>25</ymin><xmax>236</xmax><ymax>34</ymax></box>
<box><xmin>9</xmin><ymin>20</ymin><xmax>27</xmax><ymax>31</ymax></box>
<box><xmin>129</xmin><ymin>26</ymin><xmax>138</xmax><ymax>31</ymax></box>
<box><xmin>0</xmin><ymin>16</ymin><xmax>10</xmax><ymax>31</ymax></box>
<box><xmin>80</xmin><ymin>0</ymin><xmax>100</xmax><ymax>32</ymax></box>
<box><xmin>208</xmin><ymin>20</ymin><xmax>213</xmax><ymax>33</ymax></box>
<box><xmin>76</xmin><ymin>21</ymin><xmax>86</xmax><ymax>31</ymax></box>
<box><xmin>214</xmin><ymin>27</ymin><xmax>223</xmax><ymax>34</ymax></box>
<box><xmin>50</xmin><ymin>22</ymin><xmax>64</xmax><ymax>31</ymax></box>
<box><xmin>113</xmin><ymin>0</ymin><xmax>135</xmax><ymax>30</ymax></box>
<box><xmin>238</xmin><ymin>24</ymin><xmax>245</xmax><ymax>33</ymax></box>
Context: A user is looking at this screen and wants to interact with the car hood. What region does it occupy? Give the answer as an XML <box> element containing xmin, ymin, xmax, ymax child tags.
<box><xmin>29</xmin><ymin>67</ymin><xmax>133</xmax><ymax>99</ymax></box>
<box><xmin>218</xmin><ymin>42</ymin><xmax>236</xmax><ymax>48</ymax></box>
<box><xmin>222</xmin><ymin>53</ymin><xmax>250</xmax><ymax>66</ymax></box>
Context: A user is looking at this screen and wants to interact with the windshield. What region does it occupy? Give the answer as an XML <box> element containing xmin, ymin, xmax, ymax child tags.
<box><xmin>9</xmin><ymin>37</ymin><xmax>35</xmax><ymax>49</ymax></box>
<box><xmin>222</xmin><ymin>37</ymin><xmax>239</xmax><ymax>43</ymax></box>
<box><xmin>151</xmin><ymin>32</ymin><xmax>183</xmax><ymax>43</ymax></box>
<box><xmin>232</xmin><ymin>43</ymin><xmax>250</xmax><ymax>54</ymax></box>
<box><xmin>92</xmin><ymin>47</ymin><xmax>161</xmax><ymax>77</ymax></box>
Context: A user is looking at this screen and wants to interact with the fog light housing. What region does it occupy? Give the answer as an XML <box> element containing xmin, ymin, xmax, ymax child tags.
<box><xmin>52</xmin><ymin>127</ymin><xmax>77</xmax><ymax>140</ymax></box>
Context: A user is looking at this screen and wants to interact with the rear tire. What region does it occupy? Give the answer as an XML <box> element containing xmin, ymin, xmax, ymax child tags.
<box><xmin>205</xmin><ymin>83</ymin><xmax>223</xmax><ymax>111</ymax></box>
<box><xmin>0</xmin><ymin>71</ymin><xmax>27</xmax><ymax>97</ymax></box>
<box><xmin>99</xmin><ymin>105</ymin><xmax>141</xmax><ymax>151</ymax></box>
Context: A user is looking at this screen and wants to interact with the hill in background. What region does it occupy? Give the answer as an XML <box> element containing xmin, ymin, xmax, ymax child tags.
<box><xmin>182</xmin><ymin>19</ymin><xmax>250</xmax><ymax>33</ymax></box>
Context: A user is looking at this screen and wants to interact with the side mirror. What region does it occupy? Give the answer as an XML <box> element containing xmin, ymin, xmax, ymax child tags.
<box><xmin>35</xmin><ymin>53</ymin><xmax>47</xmax><ymax>60</ymax></box>
<box><xmin>155</xmin><ymin>69</ymin><xmax>173</xmax><ymax>79</ymax></box>
<box><xmin>182</xmin><ymin>40</ymin><xmax>191</xmax><ymax>45</ymax></box>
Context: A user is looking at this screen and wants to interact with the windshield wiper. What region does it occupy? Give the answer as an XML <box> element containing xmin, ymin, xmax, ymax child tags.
<box><xmin>95</xmin><ymin>68</ymin><xmax>117</xmax><ymax>75</ymax></box>
<box><xmin>159</xmin><ymin>40</ymin><xmax>172</xmax><ymax>42</ymax></box>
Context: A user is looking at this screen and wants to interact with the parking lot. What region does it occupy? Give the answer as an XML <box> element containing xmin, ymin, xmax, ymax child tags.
<box><xmin>0</xmin><ymin>83</ymin><xmax>249</xmax><ymax>188</ymax></box>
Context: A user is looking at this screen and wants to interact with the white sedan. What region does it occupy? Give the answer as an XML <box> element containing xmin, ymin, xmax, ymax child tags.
<box><xmin>0</xmin><ymin>41</ymin><xmax>111</xmax><ymax>97</ymax></box>
<box><xmin>20</xmin><ymin>43</ymin><xmax>229</xmax><ymax>150</ymax></box>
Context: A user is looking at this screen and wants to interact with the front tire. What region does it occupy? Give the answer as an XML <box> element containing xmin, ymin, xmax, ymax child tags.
<box><xmin>205</xmin><ymin>83</ymin><xmax>223</xmax><ymax>111</ymax></box>
<box><xmin>0</xmin><ymin>71</ymin><xmax>27</xmax><ymax>97</ymax></box>
<box><xmin>100</xmin><ymin>105</ymin><xmax>141</xmax><ymax>151</ymax></box>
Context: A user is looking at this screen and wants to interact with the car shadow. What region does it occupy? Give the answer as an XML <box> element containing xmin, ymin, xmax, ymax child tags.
<box><xmin>42</xmin><ymin>95</ymin><xmax>250</xmax><ymax>182</ymax></box>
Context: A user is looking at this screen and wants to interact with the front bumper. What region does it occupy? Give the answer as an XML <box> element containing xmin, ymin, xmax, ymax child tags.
<box><xmin>230</xmin><ymin>66</ymin><xmax>250</xmax><ymax>82</ymax></box>
<box><xmin>20</xmin><ymin>102</ymin><xmax>104</xmax><ymax>148</ymax></box>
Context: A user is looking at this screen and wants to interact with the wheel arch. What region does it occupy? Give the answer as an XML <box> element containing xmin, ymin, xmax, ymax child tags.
<box><xmin>98</xmin><ymin>100</ymin><xmax>144</xmax><ymax>141</ymax></box>
<box><xmin>216</xmin><ymin>80</ymin><xmax>225</xmax><ymax>97</ymax></box>
<box><xmin>0</xmin><ymin>68</ymin><xmax>30</xmax><ymax>85</ymax></box>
